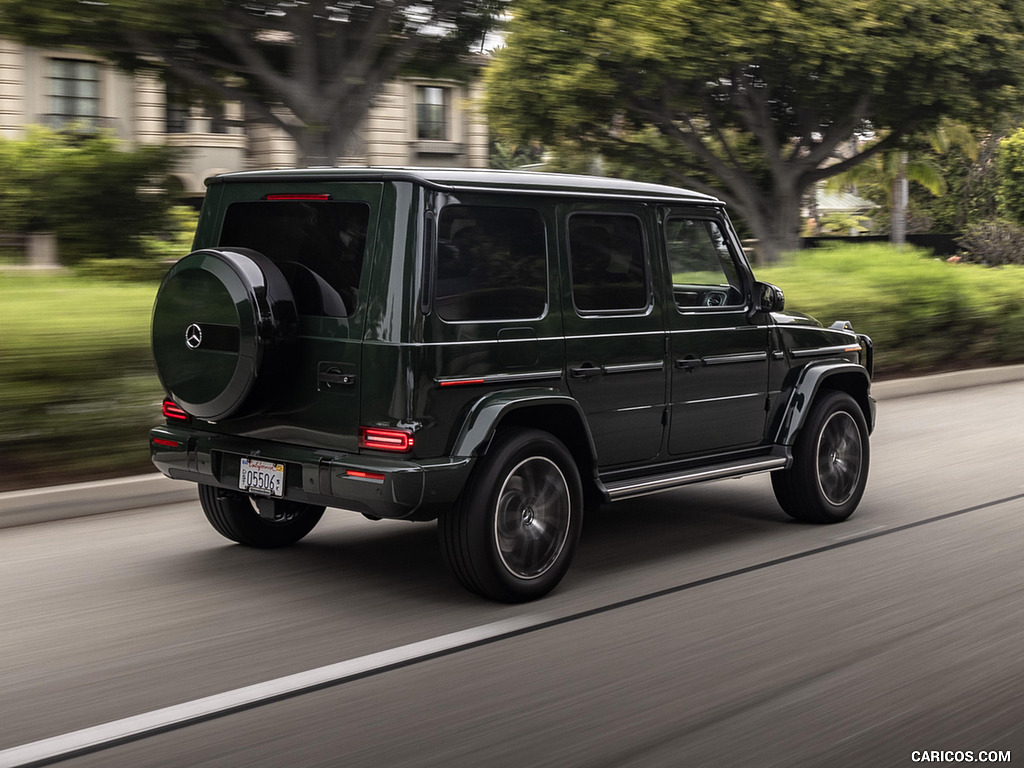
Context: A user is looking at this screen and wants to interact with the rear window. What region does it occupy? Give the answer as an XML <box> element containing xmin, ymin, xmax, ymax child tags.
<box><xmin>435</xmin><ymin>205</ymin><xmax>547</xmax><ymax>322</ymax></box>
<box><xmin>219</xmin><ymin>200</ymin><xmax>370</xmax><ymax>317</ymax></box>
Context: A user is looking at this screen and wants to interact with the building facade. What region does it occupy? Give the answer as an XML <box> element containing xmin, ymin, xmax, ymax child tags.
<box><xmin>0</xmin><ymin>37</ymin><xmax>490</xmax><ymax>200</ymax></box>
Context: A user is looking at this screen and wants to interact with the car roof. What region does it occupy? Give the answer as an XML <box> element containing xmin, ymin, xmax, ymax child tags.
<box><xmin>207</xmin><ymin>167</ymin><xmax>722</xmax><ymax>205</ymax></box>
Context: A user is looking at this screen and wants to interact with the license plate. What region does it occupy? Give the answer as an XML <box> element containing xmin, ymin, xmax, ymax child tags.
<box><xmin>239</xmin><ymin>458</ymin><xmax>285</xmax><ymax>497</ymax></box>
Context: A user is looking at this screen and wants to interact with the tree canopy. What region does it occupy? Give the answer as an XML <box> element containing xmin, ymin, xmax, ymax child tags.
<box><xmin>486</xmin><ymin>0</ymin><xmax>1024</xmax><ymax>260</ymax></box>
<box><xmin>1</xmin><ymin>0</ymin><xmax>503</xmax><ymax>164</ymax></box>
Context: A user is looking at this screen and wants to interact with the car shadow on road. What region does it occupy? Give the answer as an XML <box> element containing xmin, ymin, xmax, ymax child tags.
<box><xmin>572</xmin><ymin>478</ymin><xmax>793</xmax><ymax>576</ymax></box>
<box><xmin>156</xmin><ymin>476</ymin><xmax>802</xmax><ymax>611</ymax></box>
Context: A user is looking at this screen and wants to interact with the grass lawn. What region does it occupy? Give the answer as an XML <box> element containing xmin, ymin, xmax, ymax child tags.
<box><xmin>0</xmin><ymin>273</ymin><xmax>163</xmax><ymax>489</ymax></box>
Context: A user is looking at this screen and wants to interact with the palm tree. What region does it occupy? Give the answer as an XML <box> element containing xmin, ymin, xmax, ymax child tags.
<box><xmin>826</xmin><ymin>120</ymin><xmax>978</xmax><ymax>243</ymax></box>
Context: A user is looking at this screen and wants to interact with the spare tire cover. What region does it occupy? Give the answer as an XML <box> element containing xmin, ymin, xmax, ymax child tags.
<box><xmin>152</xmin><ymin>248</ymin><xmax>298</xmax><ymax>421</ymax></box>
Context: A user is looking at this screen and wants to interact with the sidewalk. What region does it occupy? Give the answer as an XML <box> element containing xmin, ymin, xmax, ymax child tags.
<box><xmin>3</xmin><ymin>364</ymin><xmax>1023</xmax><ymax>529</ymax></box>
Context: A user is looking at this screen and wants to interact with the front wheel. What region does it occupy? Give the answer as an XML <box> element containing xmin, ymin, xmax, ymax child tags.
<box><xmin>772</xmin><ymin>391</ymin><xmax>869</xmax><ymax>523</ymax></box>
<box><xmin>439</xmin><ymin>429</ymin><xmax>583</xmax><ymax>602</ymax></box>
<box><xmin>198</xmin><ymin>484</ymin><xmax>324</xmax><ymax>548</ymax></box>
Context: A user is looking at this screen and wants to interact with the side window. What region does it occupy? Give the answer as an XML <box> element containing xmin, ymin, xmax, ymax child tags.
<box><xmin>568</xmin><ymin>213</ymin><xmax>648</xmax><ymax>313</ymax></box>
<box><xmin>435</xmin><ymin>206</ymin><xmax>547</xmax><ymax>322</ymax></box>
<box><xmin>219</xmin><ymin>201</ymin><xmax>369</xmax><ymax>317</ymax></box>
<box><xmin>666</xmin><ymin>218</ymin><xmax>744</xmax><ymax>309</ymax></box>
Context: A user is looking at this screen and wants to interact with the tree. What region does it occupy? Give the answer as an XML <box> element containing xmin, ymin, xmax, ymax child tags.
<box><xmin>826</xmin><ymin>121</ymin><xmax>980</xmax><ymax>238</ymax></box>
<box><xmin>995</xmin><ymin>127</ymin><xmax>1024</xmax><ymax>225</ymax></box>
<box><xmin>485</xmin><ymin>0</ymin><xmax>1024</xmax><ymax>261</ymax></box>
<box><xmin>0</xmin><ymin>0</ymin><xmax>503</xmax><ymax>165</ymax></box>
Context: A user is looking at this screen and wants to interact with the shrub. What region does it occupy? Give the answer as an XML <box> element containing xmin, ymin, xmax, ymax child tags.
<box><xmin>955</xmin><ymin>219</ymin><xmax>1024</xmax><ymax>266</ymax></box>
<box><xmin>0</xmin><ymin>127</ymin><xmax>180</xmax><ymax>263</ymax></box>
<box><xmin>996</xmin><ymin>128</ymin><xmax>1024</xmax><ymax>225</ymax></box>
<box><xmin>760</xmin><ymin>243</ymin><xmax>1024</xmax><ymax>375</ymax></box>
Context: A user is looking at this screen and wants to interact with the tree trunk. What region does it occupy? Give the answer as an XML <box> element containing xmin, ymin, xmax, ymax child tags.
<box><xmin>731</xmin><ymin>181</ymin><xmax>804</xmax><ymax>265</ymax></box>
<box><xmin>891</xmin><ymin>152</ymin><xmax>909</xmax><ymax>245</ymax></box>
<box><xmin>294</xmin><ymin>125</ymin><xmax>339</xmax><ymax>167</ymax></box>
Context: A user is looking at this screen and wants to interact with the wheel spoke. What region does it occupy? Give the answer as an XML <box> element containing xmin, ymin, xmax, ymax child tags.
<box><xmin>816</xmin><ymin>411</ymin><xmax>863</xmax><ymax>506</ymax></box>
<box><xmin>493</xmin><ymin>456</ymin><xmax>571</xmax><ymax>579</ymax></box>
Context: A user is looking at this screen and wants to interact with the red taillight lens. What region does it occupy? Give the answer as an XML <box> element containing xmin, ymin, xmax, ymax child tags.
<box><xmin>162</xmin><ymin>399</ymin><xmax>190</xmax><ymax>421</ymax></box>
<box><xmin>359</xmin><ymin>426</ymin><xmax>415</xmax><ymax>452</ymax></box>
<box><xmin>152</xmin><ymin>437</ymin><xmax>181</xmax><ymax>448</ymax></box>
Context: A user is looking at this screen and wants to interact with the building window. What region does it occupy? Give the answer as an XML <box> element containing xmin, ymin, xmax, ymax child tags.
<box><xmin>48</xmin><ymin>59</ymin><xmax>100</xmax><ymax>130</ymax></box>
<box><xmin>416</xmin><ymin>86</ymin><xmax>447</xmax><ymax>140</ymax></box>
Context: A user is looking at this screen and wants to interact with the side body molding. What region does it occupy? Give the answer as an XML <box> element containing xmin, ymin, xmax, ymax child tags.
<box><xmin>775</xmin><ymin>361</ymin><xmax>875</xmax><ymax>446</ymax></box>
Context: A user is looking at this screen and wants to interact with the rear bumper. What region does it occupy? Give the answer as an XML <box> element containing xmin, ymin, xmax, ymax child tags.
<box><xmin>149</xmin><ymin>425</ymin><xmax>473</xmax><ymax>521</ymax></box>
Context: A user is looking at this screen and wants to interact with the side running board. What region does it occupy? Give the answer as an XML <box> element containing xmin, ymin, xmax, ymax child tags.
<box><xmin>600</xmin><ymin>455</ymin><xmax>790</xmax><ymax>502</ymax></box>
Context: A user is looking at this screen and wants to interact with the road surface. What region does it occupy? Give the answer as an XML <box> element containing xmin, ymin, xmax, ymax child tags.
<box><xmin>0</xmin><ymin>381</ymin><xmax>1021</xmax><ymax>767</ymax></box>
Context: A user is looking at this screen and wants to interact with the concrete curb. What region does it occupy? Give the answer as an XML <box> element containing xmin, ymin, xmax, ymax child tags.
<box><xmin>871</xmin><ymin>363</ymin><xmax>1024</xmax><ymax>400</ymax></box>
<box><xmin>3</xmin><ymin>364</ymin><xmax>1023</xmax><ymax>529</ymax></box>
<box><xmin>0</xmin><ymin>474</ymin><xmax>197</xmax><ymax>530</ymax></box>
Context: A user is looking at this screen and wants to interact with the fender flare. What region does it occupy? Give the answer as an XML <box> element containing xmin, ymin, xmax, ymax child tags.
<box><xmin>451</xmin><ymin>388</ymin><xmax>599</xmax><ymax>463</ymax></box>
<box><xmin>775</xmin><ymin>362</ymin><xmax>874</xmax><ymax>446</ymax></box>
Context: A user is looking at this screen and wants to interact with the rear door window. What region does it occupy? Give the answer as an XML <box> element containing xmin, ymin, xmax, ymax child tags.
<box><xmin>568</xmin><ymin>213</ymin><xmax>649</xmax><ymax>313</ymax></box>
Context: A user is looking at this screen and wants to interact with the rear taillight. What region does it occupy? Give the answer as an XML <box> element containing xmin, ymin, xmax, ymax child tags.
<box><xmin>359</xmin><ymin>426</ymin><xmax>415</xmax><ymax>453</ymax></box>
<box><xmin>162</xmin><ymin>399</ymin><xmax>190</xmax><ymax>421</ymax></box>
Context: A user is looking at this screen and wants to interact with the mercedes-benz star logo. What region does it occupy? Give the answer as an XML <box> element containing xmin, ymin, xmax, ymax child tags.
<box><xmin>184</xmin><ymin>323</ymin><xmax>203</xmax><ymax>349</ymax></box>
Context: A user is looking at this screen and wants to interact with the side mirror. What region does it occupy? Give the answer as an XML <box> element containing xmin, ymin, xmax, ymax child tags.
<box><xmin>753</xmin><ymin>282</ymin><xmax>785</xmax><ymax>313</ymax></box>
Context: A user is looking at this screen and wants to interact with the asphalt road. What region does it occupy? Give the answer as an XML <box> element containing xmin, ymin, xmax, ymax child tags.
<box><xmin>0</xmin><ymin>381</ymin><xmax>1021</xmax><ymax>767</ymax></box>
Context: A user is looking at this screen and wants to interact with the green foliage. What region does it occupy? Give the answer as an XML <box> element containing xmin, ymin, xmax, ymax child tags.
<box><xmin>955</xmin><ymin>219</ymin><xmax>1024</xmax><ymax>266</ymax></box>
<box><xmin>489</xmin><ymin>140</ymin><xmax>545</xmax><ymax>170</ymax></box>
<box><xmin>486</xmin><ymin>0</ymin><xmax>1024</xmax><ymax>260</ymax></box>
<box><xmin>928</xmin><ymin>141</ymin><xmax>1002</xmax><ymax>233</ymax></box>
<box><xmin>760</xmin><ymin>244</ymin><xmax>1024</xmax><ymax>374</ymax></box>
<box><xmin>0</xmin><ymin>274</ymin><xmax>163</xmax><ymax>489</ymax></box>
<box><xmin>816</xmin><ymin>212</ymin><xmax>872</xmax><ymax>236</ymax></box>
<box><xmin>996</xmin><ymin>128</ymin><xmax>1024</xmax><ymax>225</ymax></box>
<box><xmin>0</xmin><ymin>128</ymin><xmax>180</xmax><ymax>263</ymax></box>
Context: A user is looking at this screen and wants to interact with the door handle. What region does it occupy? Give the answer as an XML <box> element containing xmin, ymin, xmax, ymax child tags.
<box><xmin>675</xmin><ymin>356</ymin><xmax>701</xmax><ymax>371</ymax></box>
<box><xmin>570</xmin><ymin>363</ymin><xmax>603</xmax><ymax>378</ymax></box>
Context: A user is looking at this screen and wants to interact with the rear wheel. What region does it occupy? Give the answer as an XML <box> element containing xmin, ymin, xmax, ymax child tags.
<box><xmin>772</xmin><ymin>391</ymin><xmax>869</xmax><ymax>523</ymax></box>
<box><xmin>198</xmin><ymin>484</ymin><xmax>324</xmax><ymax>548</ymax></box>
<box><xmin>439</xmin><ymin>429</ymin><xmax>583</xmax><ymax>602</ymax></box>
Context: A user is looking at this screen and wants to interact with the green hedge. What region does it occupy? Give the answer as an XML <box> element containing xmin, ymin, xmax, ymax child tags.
<box><xmin>2</xmin><ymin>243</ymin><xmax>1023</xmax><ymax>490</ymax></box>
<box><xmin>758</xmin><ymin>244</ymin><xmax>1024</xmax><ymax>376</ymax></box>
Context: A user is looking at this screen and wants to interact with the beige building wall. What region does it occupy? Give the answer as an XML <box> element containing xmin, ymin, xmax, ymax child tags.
<box><xmin>0</xmin><ymin>38</ymin><xmax>26</xmax><ymax>139</ymax></box>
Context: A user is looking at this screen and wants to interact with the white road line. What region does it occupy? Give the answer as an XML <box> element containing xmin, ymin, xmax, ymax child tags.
<box><xmin>0</xmin><ymin>616</ymin><xmax>541</xmax><ymax>768</ymax></box>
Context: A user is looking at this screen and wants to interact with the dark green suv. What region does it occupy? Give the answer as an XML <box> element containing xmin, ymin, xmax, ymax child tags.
<box><xmin>150</xmin><ymin>168</ymin><xmax>874</xmax><ymax>602</ymax></box>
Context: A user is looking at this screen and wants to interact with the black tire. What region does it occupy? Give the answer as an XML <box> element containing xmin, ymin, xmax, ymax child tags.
<box><xmin>772</xmin><ymin>390</ymin><xmax>869</xmax><ymax>523</ymax></box>
<box><xmin>198</xmin><ymin>484</ymin><xmax>324</xmax><ymax>548</ymax></box>
<box><xmin>439</xmin><ymin>428</ymin><xmax>583</xmax><ymax>602</ymax></box>
<box><xmin>152</xmin><ymin>248</ymin><xmax>298</xmax><ymax>421</ymax></box>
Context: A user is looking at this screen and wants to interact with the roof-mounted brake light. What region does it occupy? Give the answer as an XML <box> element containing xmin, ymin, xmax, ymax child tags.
<box><xmin>263</xmin><ymin>194</ymin><xmax>332</xmax><ymax>201</ymax></box>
